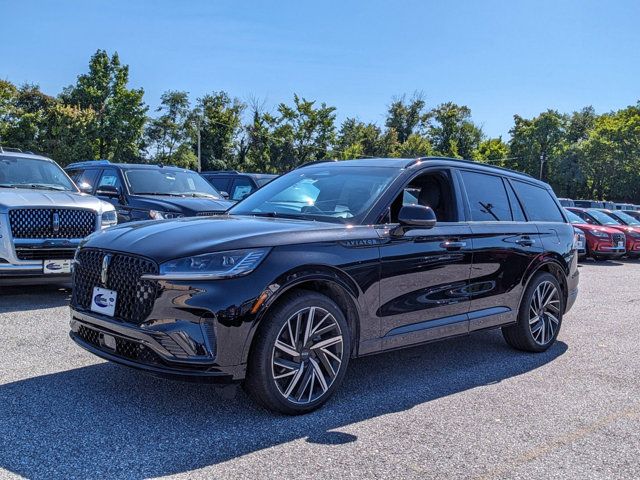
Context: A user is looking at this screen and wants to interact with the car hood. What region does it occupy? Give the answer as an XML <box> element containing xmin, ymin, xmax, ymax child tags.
<box><xmin>573</xmin><ymin>223</ymin><xmax>623</xmax><ymax>235</ymax></box>
<box><xmin>0</xmin><ymin>188</ymin><xmax>113</xmax><ymax>214</ymax></box>
<box><xmin>131</xmin><ymin>195</ymin><xmax>233</xmax><ymax>214</ymax></box>
<box><xmin>82</xmin><ymin>215</ymin><xmax>365</xmax><ymax>262</ymax></box>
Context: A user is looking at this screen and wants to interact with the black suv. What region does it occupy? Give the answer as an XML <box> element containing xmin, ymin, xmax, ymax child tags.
<box><xmin>66</xmin><ymin>161</ymin><xmax>233</xmax><ymax>223</ymax></box>
<box><xmin>200</xmin><ymin>170</ymin><xmax>277</xmax><ymax>201</ymax></box>
<box><xmin>69</xmin><ymin>157</ymin><xmax>579</xmax><ymax>414</ymax></box>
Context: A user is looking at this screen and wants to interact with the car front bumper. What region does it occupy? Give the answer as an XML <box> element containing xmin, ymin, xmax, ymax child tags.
<box><xmin>69</xmin><ymin>307</ymin><xmax>246</xmax><ymax>383</ymax></box>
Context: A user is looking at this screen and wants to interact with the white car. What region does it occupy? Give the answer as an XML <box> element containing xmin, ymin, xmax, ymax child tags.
<box><xmin>0</xmin><ymin>148</ymin><xmax>116</xmax><ymax>285</ymax></box>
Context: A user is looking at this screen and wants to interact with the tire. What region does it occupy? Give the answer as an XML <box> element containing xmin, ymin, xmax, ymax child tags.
<box><xmin>502</xmin><ymin>272</ymin><xmax>563</xmax><ymax>353</ymax></box>
<box><xmin>244</xmin><ymin>290</ymin><xmax>351</xmax><ymax>415</ymax></box>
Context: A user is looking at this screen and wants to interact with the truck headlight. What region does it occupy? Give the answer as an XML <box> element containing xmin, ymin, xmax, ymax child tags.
<box><xmin>101</xmin><ymin>210</ymin><xmax>118</xmax><ymax>228</ymax></box>
<box><xmin>145</xmin><ymin>248</ymin><xmax>271</xmax><ymax>280</ymax></box>
<box><xmin>149</xmin><ymin>210</ymin><xmax>183</xmax><ymax>220</ymax></box>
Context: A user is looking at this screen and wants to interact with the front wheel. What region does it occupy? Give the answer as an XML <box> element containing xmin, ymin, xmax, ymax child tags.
<box><xmin>502</xmin><ymin>272</ymin><xmax>563</xmax><ymax>352</ymax></box>
<box><xmin>244</xmin><ymin>291</ymin><xmax>351</xmax><ymax>414</ymax></box>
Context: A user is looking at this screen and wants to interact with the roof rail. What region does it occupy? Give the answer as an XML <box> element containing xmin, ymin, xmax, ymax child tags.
<box><xmin>201</xmin><ymin>169</ymin><xmax>240</xmax><ymax>174</ymax></box>
<box><xmin>0</xmin><ymin>146</ymin><xmax>24</xmax><ymax>153</ymax></box>
<box><xmin>414</xmin><ymin>156</ymin><xmax>535</xmax><ymax>179</ymax></box>
<box><xmin>66</xmin><ymin>159</ymin><xmax>112</xmax><ymax>169</ymax></box>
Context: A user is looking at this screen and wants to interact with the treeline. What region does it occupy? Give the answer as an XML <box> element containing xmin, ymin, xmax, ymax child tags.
<box><xmin>1</xmin><ymin>50</ymin><xmax>639</xmax><ymax>202</ymax></box>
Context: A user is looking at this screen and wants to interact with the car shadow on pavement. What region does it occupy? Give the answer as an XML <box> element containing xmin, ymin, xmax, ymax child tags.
<box><xmin>0</xmin><ymin>330</ymin><xmax>567</xmax><ymax>479</ymax></box>
<box><xmin>0</xmin><ymin>285</ymin><xmax>70</xmax><ymax>313</ymax></box>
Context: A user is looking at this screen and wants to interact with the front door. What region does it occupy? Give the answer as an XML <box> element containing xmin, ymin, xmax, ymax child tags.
<box><xmin>376</xmin><ymin>169</ymin><xmax>473</xmax><ymax>350</ymax></box>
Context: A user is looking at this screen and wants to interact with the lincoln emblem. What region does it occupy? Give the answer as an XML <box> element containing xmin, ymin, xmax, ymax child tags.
<box><xmin>52</xmin><ymin>212</ymin><xmax>60</xmax><ymax>233</ymax></box>
<box><xmin>101</xmin><ymin>254</ymin><xmax>112</xmax><ymax>286</ymax></box>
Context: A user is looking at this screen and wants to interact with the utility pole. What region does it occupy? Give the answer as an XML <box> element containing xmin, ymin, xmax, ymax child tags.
<box><xmin>539</xmin><ymin>153</ymin><xmax>545</xmax><ymax>180</ymax></box>
<box><xmin>197</xmin><ymin>125</ymin><xmax>201</xmax><ymax>172</ymax></box>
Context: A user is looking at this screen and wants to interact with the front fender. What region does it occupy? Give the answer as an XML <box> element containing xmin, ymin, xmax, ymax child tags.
<box><xmin>239</xmin><ymin>265</ymin><xmax>364</xmax><ymax>366</ymax></box>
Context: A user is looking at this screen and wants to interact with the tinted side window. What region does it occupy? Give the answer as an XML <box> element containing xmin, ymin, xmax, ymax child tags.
<box><xmin>97</xmin><ymin>169</ymin><xmax>123</xmax><ymax>190</ymax></box>
<box><xmin>230</xmin><ymin>177</ymin><xmax>254</xmax><ymax>201</ymax></box>
<box><xmin>461</xmin><ymin>171</ymin><xmax>512</xmax><ymax>221</ymax></box>
<box><xmin>69</xmin><ymin>169</ymin><xmax>99</xmax><ymax>191</ymax></box>
<box><xmin>205</xmin><ymin>176</ymin><xmax>230</xmax><ymax>193</ymax></box>
<box><xmin>512</xmin><ymin>180</ymin><xmax>565</xmax><ymax>222</ymax></box>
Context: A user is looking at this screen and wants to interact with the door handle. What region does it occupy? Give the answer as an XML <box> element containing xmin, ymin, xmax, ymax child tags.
<box><xmin>516</xmin><ymin>236</ymin><xmax>535</xmax><ymax>247</ymax></box>
<box><xmin>440</xmin><ymin>240</ymin><xmax>467</xmax><ymax>250</ymax></box>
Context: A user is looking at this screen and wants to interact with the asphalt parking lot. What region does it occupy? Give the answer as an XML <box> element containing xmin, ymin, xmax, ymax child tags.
<box><xmin>1</xmin><ymin>260</ymin><xmax>639</xmax><ymax>480</ymax></box>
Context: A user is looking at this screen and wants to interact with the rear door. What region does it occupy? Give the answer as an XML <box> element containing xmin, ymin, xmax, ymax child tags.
<box><xmin>459</xmin><ymin>170</ymin><xmax>543</xmax><ymax>330</ymax></box>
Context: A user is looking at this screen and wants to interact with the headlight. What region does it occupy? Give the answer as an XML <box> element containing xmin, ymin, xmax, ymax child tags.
<box><xmin>590</xmin><ymin>230</ymin><xmax>609</xmax><ymax>238</ymax></box>
<box><xmin>149</xmin><ymin>210</ymin><xmax>184</xmax><ymax>220</ymax></box>
<box><xmin>626</xmin><ymin>231</ymin><xmax>640</xmax><ymax>239</ymax></box>
<box><xmin>100</xmin><ymin>210</ymin><xmax>118</xmax><ymax>228</ymax></box>
<box><xmin>151</xmin><ymin>248</ymin><xmax>271</xmax><ymax>280</ymax></box>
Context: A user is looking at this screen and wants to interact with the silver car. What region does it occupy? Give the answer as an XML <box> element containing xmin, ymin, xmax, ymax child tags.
<box><xmin>0</xmin><ymin>148</ymin><xmax>117</xmax><ymax>285</ymax></box>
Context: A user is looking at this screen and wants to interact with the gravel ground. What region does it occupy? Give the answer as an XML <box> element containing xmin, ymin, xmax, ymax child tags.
<box><xmin>1</xmin><ymin>260</ymin><xmax>639</xmax><ymax>479</ymax></box>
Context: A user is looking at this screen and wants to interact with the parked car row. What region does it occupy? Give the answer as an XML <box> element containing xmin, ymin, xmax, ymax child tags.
<box><xmin>558</xmin><ymin>197</ymin><xmax>640</xmax><ymax>211</ymax></box>
<box><xmin>564</xmin><ymin>207</ymin><xmax>640</xmax><ymax>260</ymax></box>
<box><xmin>0</xmin><ymin>150</ymin><xmax>275</xmax><ymax>285</ymax></box>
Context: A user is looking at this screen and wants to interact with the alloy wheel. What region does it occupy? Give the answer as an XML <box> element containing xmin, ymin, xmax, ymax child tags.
<box><xmin>528</xmin><ymin>280</ymin><xmax>561</xmax><ymax>345</ymax></box>
<box><xmin>271</xmin><ymin>306</ymin><xmax>344</xmax><ymax>405</ymax></box>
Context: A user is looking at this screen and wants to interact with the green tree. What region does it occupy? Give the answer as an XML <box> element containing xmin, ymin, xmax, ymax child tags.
<box><xmin>195</xmin><ymin>91</ymin><xmax>245</xmax><ymax>170</ymax></box>
<box><xmin>428</xmin><ymin>102</ymin><xmax>483</xmax><ymax>159</ymax></box>
<box><xmin>385</xmin><ymin>93</ymin><xmax>428</xmax><ymax>143</ymax></box>
<box><xmin>472</xmin><ymin>137</ymin><xmax>509</xmax><ymax>164</ymax></box>
<box><xmin>61</xmin><ymin>49</ymin><xmax>147</xmax><ymax>161</ymax></box>
<box><xmin>145</xmin><ymin>90</ymin><xmax>194</xmax><ymax>165</ymax></box>
<box><xmin>335</xmin><ymin>118</ymin><xmax>396</xmax><ymax>158</ymax></box>
<box><xmin>395</xmin><ymin>133</ymin><xmax>434</xmax><ymax>158</ymax></box>
<box><xmin>508</xmin><ymin>110</ymin><xmax>567</xmax><ymax>181</ymax></box>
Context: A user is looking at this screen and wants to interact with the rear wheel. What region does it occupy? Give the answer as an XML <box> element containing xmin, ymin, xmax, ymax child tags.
<box><xmin>502</xmin><ymin>272</ymin><xmax>563</xmax><ymax>352</ymax></box>
<box><xmin>244</xmin><ymin>291</ymin><xmax>350</xmax><ymax>414</ymax></box>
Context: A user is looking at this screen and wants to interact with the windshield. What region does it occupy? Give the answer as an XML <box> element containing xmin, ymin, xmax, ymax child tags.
<box><xmin>0</xmin><ymin>155</ymin><xmax>76</xmax><ymax>191</ymax></box>
<box><xmin>587</xmin><ymin>209</ymin><xmax>620</xmax><ymax>226</ymax></box>
<box><xmin>125</xmin><ymin>169</ymin><xmax>222</xmax><ymax>198</ymax></box>
<box><xmin>229</xmin><ymin>166</ymin><xmax>397</xmax><ymax>224</ymax></box>
<box><xmin>564</xmin><ymin>209</ymin><xmax>585</xmax><ymax>224</ymax></box>
<box><xmin>611</xmin><ymin>211</ymin><xmax>640</xmax><ymax>226</ymax></box>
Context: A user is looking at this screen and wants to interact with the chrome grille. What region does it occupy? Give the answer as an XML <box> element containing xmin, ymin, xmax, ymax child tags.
<box><xmin>196</xmin><ymin>211</ymin><xmax>222</xmax><ymax>216</ymax></box>
<box><xmin>612</xmin><ymin>233</ymin><xmax>625</xmax><ymax>244</ymax></box>
<box><xmin>9</xmin><ymin>208</ymin><xmax>96</xmax><ymax>239</ymax></box>
<box><xmin>71</xmin><ymin>249</ymin><xmax>159</xmax><ymax>324</ymax></box>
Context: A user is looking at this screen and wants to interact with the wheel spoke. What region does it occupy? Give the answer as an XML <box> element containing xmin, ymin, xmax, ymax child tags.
<box><xmin>317</xmin><ymin>349</ymin><xmax>337</xmax><ymax>378</ymax></box>
<box><xmin>309</xmin><ymin>357</ymin><xmax>329</xmax><ymax>392</ymax></box>
<box><xmin>303</xmin><ymin>307</ymin><xmax>316</xmax><ymax>346</ymax></box>
<box><xmin>273</xmin><ymin>357</ymin><xmax>299</xmax><ymax>370</ymax></box>
<box><xmin>529</xmin><ymin>315</ymin><xmax>540</xmax><ymax>325</ymax></box>
<box><xmin>275</xmin><ymin>340</ymin><xmax>299</xmax><ymax>357</ymax></box>
<box><xmin>310</xmin><ymin>335</ymin><xmax>342</xmax><ymax>350</ymax></box>
<box><xmin>284</xmin><ymin>363</ymin><xmax>305</xmax><ymax>397</ymax></box>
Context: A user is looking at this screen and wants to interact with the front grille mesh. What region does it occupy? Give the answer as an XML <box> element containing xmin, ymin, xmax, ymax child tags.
<box><xmin>9</xmin><ymin>208</ymin><xmax>96</xmax><ymax>239</ymax></box>
<box><xmin>196</xmin><ymin>211</ymin><xmax>221</xmax><ymax>216</ymax></box>
<box><xmin>71</xmin><ymin>249</ymin><xmax>159</xmax><ymax>324</ymax></box>
<box><xmin>612</xmin><ymin>233</ymin><xmax>625</xmax><ymax>244</ymax></box>
<box><xmin>77</xmin><ymin>325</ymin><xmax>160</xmax><ymax>364</ymax></box>
<box><xmin>16</xmin><ymin>248</ymin><xmax>76</xmax><ymax>261</ymax></box>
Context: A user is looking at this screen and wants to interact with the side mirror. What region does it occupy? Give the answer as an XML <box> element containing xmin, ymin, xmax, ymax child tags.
<box><xmin>220</xmin><ymin>191</ymin><xmax>229</xmax><ymax>199</ymax></box>
<box><xmin>77</xmin><ymin>182</ymin><xmax>93</xmax><ymax>194</ymax></box>
<box><xmin>392</xmin><ymin>205</ymin><xmax>437</xmax><ymax>236</ymax></box>
<box><xmin>95</xmin><ymin>185</ymin><xmax>121</xmax><ymax>198</ymax></box>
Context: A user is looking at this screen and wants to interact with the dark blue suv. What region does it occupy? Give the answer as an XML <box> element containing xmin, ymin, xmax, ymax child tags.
<box><xmin>66</xmin><ymin>161</ymin><xmax>233</xmax><ymax>223</ymax></box>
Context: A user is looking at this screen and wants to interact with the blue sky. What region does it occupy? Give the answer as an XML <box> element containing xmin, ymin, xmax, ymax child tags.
<box><xmin>1</xmin><ymin>0</ymin><xmax>638</xmax><ymax>138</ymax></box>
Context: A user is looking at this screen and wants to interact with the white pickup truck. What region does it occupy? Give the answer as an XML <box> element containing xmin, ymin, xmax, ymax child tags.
<box><xmin>0</xmin><ymin>148</ymin><xmax>116</xmax><ymax>285</ymax></box>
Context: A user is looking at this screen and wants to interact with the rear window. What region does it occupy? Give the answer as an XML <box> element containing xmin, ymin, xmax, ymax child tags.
<box><xmin>512</xmin><ymin>180</ymin><xmax>565</xmax><ymax>222</ymax></box>
<box><xmin>461</xmin><ymin>171</ymin><xmax>513</xmax><ymax>221</ymax></box>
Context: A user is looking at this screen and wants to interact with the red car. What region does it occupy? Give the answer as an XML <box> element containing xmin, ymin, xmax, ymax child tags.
<box><xmin>565</xmin><ymin>208</ymin><xmax>627</xmax><ymax>260</ymax></box>
<box><xmin>601</xmin><ymin>209</ymin><xmax>640</xmax><ymax>257</ymax></box>
<box><xmin>567</xmin><ymin>207</ymin><xmax>640</xmax><ymax>258</ymax></box>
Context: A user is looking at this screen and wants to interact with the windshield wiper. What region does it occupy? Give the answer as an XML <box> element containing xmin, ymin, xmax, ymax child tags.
<box><xmin>11</xmin><ymin>183</ymin><xmax>67</xmax><ymax>191</ymax></box>
<box><xmin>134</xmin><ymin>192</ymin><xmax>184</xmax><ymax>197</ymax></box>
<box><xmin>0</xmin><ymin>184</ymin><xmax>18</xmax><ymax>189</ymax></box>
